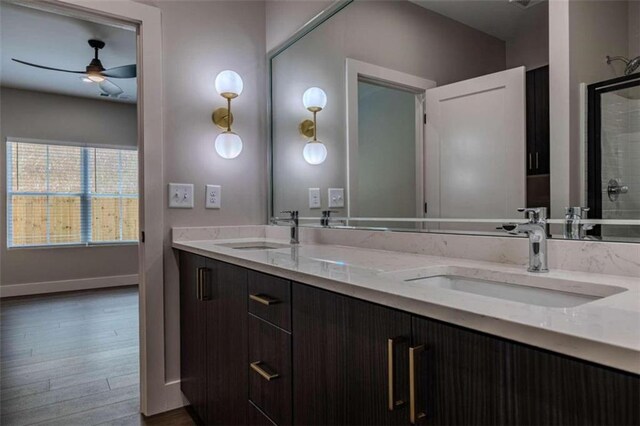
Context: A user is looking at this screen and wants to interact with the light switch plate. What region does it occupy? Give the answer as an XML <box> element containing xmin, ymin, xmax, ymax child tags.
<box><xmin>168</xmin><ymin>183</ymin><xmax>194</xmax><ymax>208</ymax></box>
<box><xmin>206</xmin><ymin>185</ymin><xmax>221</xmax><ymax>209</ymax></box>
<box><xmin>308</xmin><ymin>188</ymin><xmax>321</xmax><ymax>209</ymax></box>
<box><xmin>328</xmin><ymin>188</ymin><xmax>344</xmax><ymax>208</ymax></box>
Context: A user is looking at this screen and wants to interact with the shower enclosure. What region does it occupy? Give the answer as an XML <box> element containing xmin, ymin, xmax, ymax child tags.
<box><xmin>587</xmin><ymin>73</ymin><xmax>640</xmax><ymax>238</ymax></box>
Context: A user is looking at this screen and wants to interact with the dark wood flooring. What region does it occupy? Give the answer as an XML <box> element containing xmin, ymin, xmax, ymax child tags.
<box><xmin>0</xmin><ymin>286</ymin><xmax>194</xmax><ymax>426</ymax></box>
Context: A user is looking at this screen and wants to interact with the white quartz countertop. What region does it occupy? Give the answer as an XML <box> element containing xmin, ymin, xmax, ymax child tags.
<box><xmin>172</xmin><ymin>237</ymin><xmax>640</xmax><ymax>374</ymax></box>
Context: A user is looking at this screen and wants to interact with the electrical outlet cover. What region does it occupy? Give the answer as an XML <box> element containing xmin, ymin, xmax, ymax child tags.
<box><xmin>168</xmin><ymin>183</ymin><xmax>194</xmax><ymax>208</ymax></box>
<box><xmin>206</xmin><ymin>185</ymin><xmax>221</xmax><ymax>209</ymax></box>
<box><xmin>308</xmin><ymin>188</ymin><xmax>321</xmax><ymax>209</ymax></box>
<box><xmin>328</xmin><ymin>188</ymin><xmax>344</xmax><ymax>208</ymax></box>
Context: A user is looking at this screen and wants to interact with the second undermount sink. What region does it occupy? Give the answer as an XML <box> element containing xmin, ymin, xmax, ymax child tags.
<box><xmin>382</xmin><ymin>266</ymin><xmax>627</xmax><ymax>308</ymax></box>
<box><xmin>216</xmin><ymin>241</ymin><xmax>290</xmax><ymax>250</ymax></box>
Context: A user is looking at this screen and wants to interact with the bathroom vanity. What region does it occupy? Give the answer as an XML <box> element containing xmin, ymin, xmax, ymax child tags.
<box><xmin>174</xmin><ymin>228</ymin><xmax>640</xmax><ymax>426</ymax></box>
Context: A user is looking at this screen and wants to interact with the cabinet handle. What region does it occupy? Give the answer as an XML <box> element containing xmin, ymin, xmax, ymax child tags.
<box><xmin>535</xmin><ymin>151</ymin><xmax>539</xmax><ymax>169</ymax></box>
<box><xmin>249</xmin><ymin>294</ymin><xmax>280</xmax><ymax>306</ymax></box>
<box><xmin>387</xmin><ymin>337</ymin><xmax>406</xmax><ymax>411</ymax></box>
<box><xmin>250</xmin><ymin>361</ymin><xmax>280</xmax><ymax>381</ymax></box>
<box><xmin>196</xmin><ymin>267</ymin><xmax>204</xmax><ymax>301</ymax></box>
<box><xmin>200</xmin><ymin>268</ymin><xmax>211</xmax><ymax>301</ymax></box>
<box><xmin>528</xmin><ymin>153</ymin><xmax>532</xmax><ymax>170</ymax></box>
<box><xmin>409</xmin><ymin>345</ymin><xmax>426</xmax><ymax>424</ymax></box>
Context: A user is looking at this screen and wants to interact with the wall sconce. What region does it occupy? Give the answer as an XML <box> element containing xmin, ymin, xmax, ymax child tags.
<box><xmin>299</xmin><ymin>87</ymin><xmax>328</xmax><ymax>165</ymax></box>
<box><xmin>212</xmin><ymin>70</ymin><xmax>243</xmax><ymax>159</ymax></box>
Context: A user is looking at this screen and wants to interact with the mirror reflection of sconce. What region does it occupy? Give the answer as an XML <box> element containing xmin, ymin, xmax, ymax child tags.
<box><xmin>299</xmin><ymin>87</ymin><xmax>328</xmax><ymax>165</ymax></box>
<box><xmin>212</xmin><ymin>70</ymin><xmax>243</xmax><ymax>159</ymax></box>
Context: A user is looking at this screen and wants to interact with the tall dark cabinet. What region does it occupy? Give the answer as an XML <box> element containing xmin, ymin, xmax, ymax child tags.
<box><xmin>526</xmin><ymin>65</ymin><xmax>550</xmax><ymax>209</ymax></box>
<box><xmin>179</xmin><ymin>252</ymin><xmax>248</xmax><ymax>425</ymax></box>
<box><xmin>179</xmin><ymin>253</ymin><xmax>207</xmax><ymax>421</ymax></box>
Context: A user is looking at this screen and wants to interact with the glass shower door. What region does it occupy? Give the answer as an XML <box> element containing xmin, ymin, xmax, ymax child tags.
<box><xmin>588</xmin><ymin>74</ymin><xmax>640</xmax><ymax>238</ymax></box>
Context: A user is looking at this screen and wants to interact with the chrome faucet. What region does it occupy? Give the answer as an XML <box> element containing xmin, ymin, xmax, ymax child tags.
<box><xmin>564</xmin><ymin>206</ymin><xmax>593</xmax><ymax>239</ymax></box>
<box><xmin>321</xmin><ymin>210</ymin><xmax>338</xmax><ymax>227</ymax></box>
<box><xmin>275</xmin><ymin>210</ymin><xmax>299</xmax><ymax>244</ymax></box>
<box><xmin>502</xmin><ymin>207</ymin><xmax>549</xmax><ymax>273</ymax></box>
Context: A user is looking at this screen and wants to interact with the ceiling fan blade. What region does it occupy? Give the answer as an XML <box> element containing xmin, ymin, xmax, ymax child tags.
<box><xmin>12</xmin><ymin>58</ymin><xmax>85</xmax><ymax>74</ymax></box>
<box><xmin>102</xmin><ymin>64</ymin><xmax>136</xmax><ymax>79</ymax></box>
<box><xmin>99</xmin><ymin>79</ymin><xmax>124</xmax><ymax>97</ymax></box>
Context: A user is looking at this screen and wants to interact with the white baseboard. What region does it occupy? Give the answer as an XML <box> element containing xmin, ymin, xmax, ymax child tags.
<box><xmin>0</xmin><ymin>274</ymin><xmax>138</xmax><ymax>298</ymax></box>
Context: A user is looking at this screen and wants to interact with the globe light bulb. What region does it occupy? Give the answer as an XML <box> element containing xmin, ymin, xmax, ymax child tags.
<box><xmin>215</xmin><ymin>70</ymin><xmax>243</xmax><ymax>98</ymax></box>
<box><xmin>302</xmin><ymin>87</ymin><xmax>327</xmax><ymax>111</ymax></box>
<box><xmin>215</xmin><ymin>131</ymin><xmax>243</xmax><ymax>159</ymax></box>
<box><xmin>303</xmin><ymin>140</ymin><xmax>327</xmax><ymax>165</ymax></box>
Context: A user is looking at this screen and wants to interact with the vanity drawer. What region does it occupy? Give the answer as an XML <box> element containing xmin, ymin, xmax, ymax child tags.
<box><xmin>248</xmin><ymin>271</ymin><xmax>291</xmax><ymax>331</ymax></box>
<box><xmin>248</xmin><ymin>315</ymin><xmax>292</xmax><ymax>426</ymax></box>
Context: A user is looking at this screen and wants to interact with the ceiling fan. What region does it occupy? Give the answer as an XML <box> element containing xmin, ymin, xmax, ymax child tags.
<box><xmin>12</xmin><ymin>39</ymin><xmax>136</xmax><ymax>98</ymax></box>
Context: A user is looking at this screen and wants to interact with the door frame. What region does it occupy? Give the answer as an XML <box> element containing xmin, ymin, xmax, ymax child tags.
<box><xmin>41</xmin><ymin>0</ymin><xmax>169</xmax><ymax>416</ymax></box>
<box><xmin>345</xmin><ymin>59</ymin><xmax>436</xmax><ymax>218</ymax></box>
<box><xmin>587</xmin><ymin>73</ymin><xmax>640</xmax><ymax>232</ymax></box>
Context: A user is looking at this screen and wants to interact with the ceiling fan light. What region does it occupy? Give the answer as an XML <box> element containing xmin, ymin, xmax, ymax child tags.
<box><xmin>87</xmin><ymin>73</ymin><xmax>105</xmax><ymax>83</ymax></box>
<box><xmin>81</xmin><ymin>77</ymin><xmax>93</xmax><ymax>83</ymax></box>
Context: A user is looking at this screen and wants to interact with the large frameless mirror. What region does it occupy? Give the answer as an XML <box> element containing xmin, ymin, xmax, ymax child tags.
<box><xmin>269</xmin><ymin>0</ymin><xmax>640</xmax><ymax>242</ymax></box>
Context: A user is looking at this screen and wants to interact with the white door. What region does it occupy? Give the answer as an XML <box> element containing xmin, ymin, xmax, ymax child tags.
<box><xmin>425</xmin><ymin>66</ymin><xmax>526</xmax><ymax>222</ymax></box>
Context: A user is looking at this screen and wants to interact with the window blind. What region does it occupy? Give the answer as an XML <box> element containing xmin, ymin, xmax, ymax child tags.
<box><xmin>7</xmin><ymin>141</ymin><xmax>139</xmax><ymax>247</ymax></box>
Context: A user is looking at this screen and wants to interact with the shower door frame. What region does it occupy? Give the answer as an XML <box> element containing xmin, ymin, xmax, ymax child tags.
<box><xmin>587</xmin><ymin>73</ymin><xmax>640</xmax><ymax>234</ymax></box>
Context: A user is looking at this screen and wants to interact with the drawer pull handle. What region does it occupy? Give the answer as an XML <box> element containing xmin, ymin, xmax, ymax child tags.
<box><xmin>409</xmin><ymin>345</ymin><xmax>426</xmax><ymax>424</ymax></box>
<box><xmin>250</xmin><ymin>361</ymin><xmax>280</xmax><ymax>381</ymax></box>
<box><xmin>249</xmin><ymin>294</ymin><xmax>280</xmax><ymax>306</ymax></box>
<box><xmin>388</xmin><ymin>337</ymin><xmax>406</xmax><ymax>411</ymax></box>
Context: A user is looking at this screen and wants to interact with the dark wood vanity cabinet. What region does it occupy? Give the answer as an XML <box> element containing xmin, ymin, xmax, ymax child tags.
<box><xmin>179</xmin><ymin>251</ymin><xmax>248</xmax><ymax>425</ymax></box>
<box><xmin>179</xmin><ymin>251</ymin><xmax>640</xmax><ymax>426</ymax></box>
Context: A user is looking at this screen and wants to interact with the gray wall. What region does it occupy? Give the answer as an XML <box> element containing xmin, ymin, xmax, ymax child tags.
<box><xmin>569</xmin><ymin>0</ymin><xmax>630</xmax><ymax>206</ymax></box>
<box><xmin>141</xmin><ymin>0</ymin><xmax>267</xmax><ymax>383</ymax></box>
<box><xmin>506</xmin><ymin>1</ymin><xmax>549</xmax><ymax>70</ymax></box>
<box><xmin>271</xmin><ymin>0</ymin><xmax>506</xmax><ymax>217</ymax></box>
<box><xmin>265</xmin><ymin>0</ymin><xmax>332</xmax><ymax>52</ymax></box>
<box><xmin>0</xmin><ymin>87</ymin><xmax>138</xmax><ymax>286</ymax></box>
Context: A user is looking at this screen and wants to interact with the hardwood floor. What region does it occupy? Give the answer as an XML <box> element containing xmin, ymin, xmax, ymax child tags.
<box><xmin>0</xmin><ymin>286</ymin><xmax>195</xmax><ymax>426</ymax></box>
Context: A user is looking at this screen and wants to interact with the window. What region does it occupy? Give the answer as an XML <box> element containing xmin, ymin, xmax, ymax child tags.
<box><xmin>7</xmin><ymin>141</ymin><xmax>138</xmax><ymax>247</ymax></box>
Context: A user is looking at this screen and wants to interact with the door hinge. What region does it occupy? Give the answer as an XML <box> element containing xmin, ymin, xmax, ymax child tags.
<box><xmin>424</xmin><ymin>203</ymin><xmax>428</xmax><ymax>214</ymax></box>
<box><xmin>141</xmin><ymin>231</ymin><xmax>145</xmax><ymax>243</ymax></box>
<box><xmin>423</xmin><ymin>113</ymin><xmax>427</xmax><ymax>124</ymax></box>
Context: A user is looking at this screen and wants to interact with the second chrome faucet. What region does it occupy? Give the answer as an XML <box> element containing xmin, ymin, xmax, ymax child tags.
<box><xmin>502</xmin><ymin>207</ymin><xmax>549</xmax><ymax>273</ymax></box>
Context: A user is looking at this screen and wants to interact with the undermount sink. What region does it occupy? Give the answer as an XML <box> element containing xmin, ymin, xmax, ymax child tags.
<box><xmin>216</xmin><ymin>241</ymin><xmax>290</xmax><ymax>250</ymax></box>
<box><xmin>382</xmin><ymin>266</ymin><xmax>627</xmax><ymax>308</ymax></box>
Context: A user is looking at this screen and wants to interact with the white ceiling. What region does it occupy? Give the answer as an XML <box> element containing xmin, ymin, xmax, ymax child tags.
<box><xmin>0</xmin><ymin>2</ymin><xmax>137</xmax><ymax>103</ymax></box>
<box><xmin>409</xmin><ymin>0</ymin><xmax>546</xmax><ymax>41</ymax></box>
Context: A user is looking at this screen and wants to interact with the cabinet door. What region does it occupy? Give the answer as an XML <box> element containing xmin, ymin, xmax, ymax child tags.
<box><xmin>508</xmin><ymin>341</ymin><xmax>640</xmax><ymax>425</ymax></box>
<box><xmin>292</xmin><ymin>284</ymin><xmax>343</xmax><ymax>425</ymax></box>
<box><xmin>340</xmin><ymin>296</ymin><xmax>412</xmax><ymax>425</ymax></box>
<box><xmin>205</xmin><ymin>259</ymin><xmax>249</xmax><ymax>425</ymax></box>
<box><xmin>179</xmin><ymin>251</ymin><xmax>207</xmax><ymax>422</ymax></box>
<box><xmin>411</xmin><ymin>316</ymin><xmax>509</xmax><ymax>425</ymax></box>
<box><xmin>293</xmin><ymin>284</ymin><xmax>411</xmax><ymax>426</ymax></box>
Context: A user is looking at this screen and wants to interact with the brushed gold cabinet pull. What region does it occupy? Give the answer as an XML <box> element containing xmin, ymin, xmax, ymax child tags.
<box><xmin>249</xmin><ymin>294</ymin><xmax>280</xmax><ymax>306</ymax></box>
<box><xmin>409</xmin><ymin>345</ymin><xmax>426</xmax><ymax>424</ymax></box>
<box><xmin>388</xmin><ymin>337</ymin><xmax>406</xmax><ymax>411</ymax></box>
<box><xmin>250</xmin><ymin>361</ymin><xmax>280</xmax><ymax>381</ymax></box>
